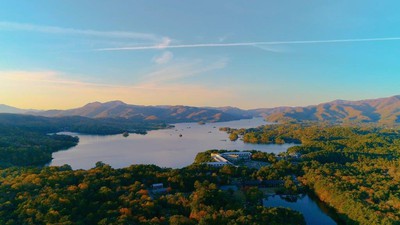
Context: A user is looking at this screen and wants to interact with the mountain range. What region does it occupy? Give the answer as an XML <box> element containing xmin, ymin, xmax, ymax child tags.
<box><xmin>1</xmin><ymin>95</ymin><xmax>399</xmax><ymax>124</ymax></box>
<box><xmin>30</xmin><ymin>101</ymin><xmax>249</xmax><ymax>123</ymax></box>
<box><xmin>265</xmin><ymin>95</ymin><xmax>400</xmax><ymax>124</ymax></box>
<box><xmin>0</xmin><ymin>104</ymin><xmax>30</xmax><ymax>114</ymax></box>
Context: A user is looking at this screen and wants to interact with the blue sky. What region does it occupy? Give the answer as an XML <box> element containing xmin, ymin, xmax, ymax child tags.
<box><xmin>1</xmin><ymin>1</ymin><xmax>400</xmax><ymax>109</ymax></box>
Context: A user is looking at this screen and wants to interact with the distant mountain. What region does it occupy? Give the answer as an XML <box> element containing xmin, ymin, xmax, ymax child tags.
<box><xmin>206</xmin><ymin>106</ymin><xmax>297</xmax><ymax>119</ymax></box>
<box><xmin>35</xmin><ymin>101</ymin><xmax>250</xmax><ymax>123</ymax></box>
<box><xmin>0</xmin><ymin>104</ymin><xmax>28</xmax><ymax>114</ymax></box>
<box><xmin>0</xmin><ymin>113</ymin><xmax>167</xmax><ymax>135</ymax></box>
<box><xmin>247</xmin><ymin>107</ymin><xmax>294</xmax><ymax>118</ymax></box>
<box><xmin>206</xmin><ymin>106</ymin><xmax>255</xmax><ymax>118</ymax></box>
<box><xmin>2</xmin><ymin>95</ymin><xmax>400</xmax><ymax>124</ymax></box>
<box><xmin>266</xmin><ymin>95</ymin><xmax>400</xmax><ymax>124</ymax></box>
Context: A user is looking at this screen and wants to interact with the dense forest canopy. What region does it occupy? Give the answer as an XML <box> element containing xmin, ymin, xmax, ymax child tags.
<box><xmin>1</xmin><ymin>113</ymin><xmax>400</xmax><ymax>224</ymax></box>
<box><xmin>0</xmin><ymin>113</ymin><xmax>168</xmax><ymax>135</ymax></box>
<box><xmin>226</xmin><ymin>123</ymin><xmax>400</xmax><ymax>224</ymax></box>
<box><xmin>0</xmin><ymin>125</ymin><xmax>78</xmax><ymax>167</ymax></box>
<box><xmin>0</xmin><ymin>164</ymin><xmax>305</xmax><ymax>225</ymax></box>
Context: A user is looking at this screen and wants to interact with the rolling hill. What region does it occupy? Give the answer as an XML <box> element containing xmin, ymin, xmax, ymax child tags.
<box><xmin>0</xmin><ymin>104</ymin><xmax>29</xmax><ymax>114</ymax></box>
<box><xmin>0</xmin><ymin>113</ymin><xmax>168</xmax><ymax>135</ymax></box>
<box><xmin>1</xmin><ymin>95</ymin><xmax>399</xmax><ymax>124</ymax></box>
<box><xmin>33</xmin><ymin>101</ymin><xmax>250</xmax><ymax>123</ymax></box>
<box><xmin>266</xmin><ymin>95</ymin><xmax>400</xmax><ymax>124</ymax></box>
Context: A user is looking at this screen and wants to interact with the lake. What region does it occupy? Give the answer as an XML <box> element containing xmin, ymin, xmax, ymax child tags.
<box><xmin>50</xmin><ymin>117</ymin><xmax>341</xmax><ymax>224</ymax></box>
<box><xmin>263</xmin><ymin>194</ymin><xmax>344</xmax><ymax>225</ymax></box>
<box><xmin>50</xmin><ymin>117</ymin><xmax>297</xmax><ymax>169</ymax></box>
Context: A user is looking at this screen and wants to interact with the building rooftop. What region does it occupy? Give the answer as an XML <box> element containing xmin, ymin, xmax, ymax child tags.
<box><xmin>221</xmin><ymin>152</ymin><xmax>252</xmax><ymax>156</ymax></box>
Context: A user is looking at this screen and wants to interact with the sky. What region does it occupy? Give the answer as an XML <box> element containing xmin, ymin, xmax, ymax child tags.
<box><xmin>1</xmin><ymin>1</ymin><xmax>400</xmax><ymax>110</ymax></box>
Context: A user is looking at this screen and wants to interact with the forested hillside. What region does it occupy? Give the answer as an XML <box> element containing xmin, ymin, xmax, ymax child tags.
<box><xmin>34</xmin><ymin>101</ymin><xmax>250</xmax><ymax>123</ymax></box>
<box><xmin>0</xmin><ymin>126</ymin><xmax>78</xmax><ymax>167</ymax></box>
<box><xmin>0</xmin><ymin>113</ymin><xmax>167</xmax><ymax>167</ymax></box>
<box><xmin>266</xmin><ymin>95</ymin><xmax>400</xmax><ymax>124</ymax></box>
<box><xmin>0</xmin><ymin>113</ymin><xmax>167</xmax><ymax>135</ymax></box>
<box><xmin>225</xmin><ymin>124</ymin><xmax>400</xmax><ymax>224</ymax></box>
<box><xmin>0</xmin><ymin>164</ymin><xmax>305</xmax><ymax>225</ymax></box>
<box><xmin>2</xmin><ymin>95</ymin><xmax>400</xmax><ymax>125</ymax></box>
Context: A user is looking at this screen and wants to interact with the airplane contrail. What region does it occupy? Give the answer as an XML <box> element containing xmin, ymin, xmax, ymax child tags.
<box><xmin>94</xmin><ymin>37</ymin><xmax>400</xmax><ymax>51</ymax></box>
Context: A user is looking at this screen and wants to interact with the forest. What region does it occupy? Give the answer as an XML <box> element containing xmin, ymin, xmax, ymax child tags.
<box><xmin>0</xmin><ymin>163</ymin><xmax>305</xmax><ymax>225</ymax></box>
<box><xmin>226</xmin><ymin>123</ymin><xmax>400</xmax><ymax>224</ymax></box>
<box><xmin>0</xmin><ymin>126</ymin><xmax>78</xmax><ymax>167</ymax></box>
<box><xmin>1</xmin><ymin>114</ymin><xmax>400</xmax><ymax>224</ymax></box>
<box><xmin>0</xmin><ymin>113</ymin><xmax>168</xmax><ymax>135</ymax></box>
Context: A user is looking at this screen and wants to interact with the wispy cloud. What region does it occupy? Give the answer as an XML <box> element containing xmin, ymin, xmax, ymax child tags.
<box><xmin>94</xmin><ymin>37</ymin><xmax>400</xmax><ymax>51</ymax></box>
<box><xmin>0</xmin><ymin>21</ymin><xmax>166</xmax><ymax>42</ymax></box>
<box><xmin>0</xmin><ymin>55</ymin><xmax>228</xmax><ymax>89</ymax></box>
<box><xmin>158</xmin><ymin>37</ymin><xmax>172</xmax><ymax>48</ymax></box>
<box><xmin>0</xmin><ymin>70</ymin><xmax>234</xmax><ymax>109</ymax></box>
<box><xmin>143</xmin><ymin>57</ymin><xmax>228</xmax><ymax>84</ymax></box>
<box><xmin>153</xmin><ymin>51</ymin><xmax>174</xmax><ymax>64</ymax></box>
<box><xmin>218</xmin><ymin>34</ymin><xmax>232</xmax><ymax>42</ymax></box>
<box><xmin>0</xmin><ymin>71</ymin><xmax>127</xmax><ymax>88</ymax></box>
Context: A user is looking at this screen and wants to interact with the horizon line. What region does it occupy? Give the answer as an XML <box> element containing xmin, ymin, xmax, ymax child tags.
<box><xmin>2</xmin><ymin>94</ymin><xmax>399</xmax><ymax>111</ymax></box>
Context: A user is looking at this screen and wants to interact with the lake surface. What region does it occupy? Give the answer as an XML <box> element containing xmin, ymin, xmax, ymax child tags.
<box><xmin>50</xmin><ymin>117</ymin><xmax>297</xmax><ymax>169</ymax></box>
<box><xmin>263</xmin><ymin>194</ymin><xmax>343</xmax><ymax>225</ymax></box>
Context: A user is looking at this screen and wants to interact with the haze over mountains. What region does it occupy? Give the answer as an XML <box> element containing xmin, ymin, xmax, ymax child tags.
<box><xmin>32</xmin><ymin>101</ymin><xmax>248</xmax><ymax>123</ymax></box>
<box><xmin>266</xmin><ymin>95</ymin><xmax>400</xmax><ymax>124</ymax></box>
<box><xmin>1</xmin><ymin>95</ymin><xmax>399</xmax><ymax>124</ymax></box>
<box><xmin>0</xmin><ymin>104</ymin><xmax>30</xmax><ymax>114</ymax></box>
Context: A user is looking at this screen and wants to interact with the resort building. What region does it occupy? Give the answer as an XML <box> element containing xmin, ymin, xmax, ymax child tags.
<box><xmin>220</xmin><ymin>152</ymin><xmax>252</xmax><ymax>161</ymax></box>
<box><xmin>206</xmin><ymin>161</ymin><xmax>229</xmax><ymax>167</ymax></box>
<box><xmin>211</xmin><ymin>153</ymin><xmax>230</xmax><ymax>163</ymax></box>
<box><xmin>207</xmin><ymin>151</ymin><xmax>252</xmax><ymax>167</ymax></box>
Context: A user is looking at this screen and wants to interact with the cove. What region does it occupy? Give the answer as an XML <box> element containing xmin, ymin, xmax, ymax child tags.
<box><xmin>263</xmin><ymin>194</ymin><xmax>345</xmax><ymax>225</ymax></box>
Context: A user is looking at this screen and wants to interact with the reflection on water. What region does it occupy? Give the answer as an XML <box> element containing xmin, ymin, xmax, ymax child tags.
<box><xmin>263</xmin><ymin>194</ymin><xmax>344</xmax><ymax>225</ymax></box>
<box><xmin>50</xmin><ymin>117</ymin><xmax>297</xmax><ymax>169</ymax></box>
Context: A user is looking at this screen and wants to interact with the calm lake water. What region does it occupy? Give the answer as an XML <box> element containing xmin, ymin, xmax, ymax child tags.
<box><xmin>263</xmin><ymin>194</ymin><xmax>343</xmax><ymax>225</ymax></box>
<box><xmin>50</xmin><ymin>117</ymin><xmax>297</xmax><ymax>169</ymax></box>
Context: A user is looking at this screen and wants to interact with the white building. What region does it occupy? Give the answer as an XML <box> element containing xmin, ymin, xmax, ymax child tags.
<box><xmin>207</xmin><ymin>151</ymin><xmax>252</xmax><ymax>167</ymax></box>
<box><xmin>221</xmin><ymin>152</ymin><xmax>252</xmax><ymax>161</ymax></box>
<box><xmin>206</xmin><ymin>162</ymin><xmax>229</xmax><ymax>167</ymax></box>
<box><xmin>211</xmin><ymin>153</ymin><xmax>229</xmax><ymax>163</ymax></box>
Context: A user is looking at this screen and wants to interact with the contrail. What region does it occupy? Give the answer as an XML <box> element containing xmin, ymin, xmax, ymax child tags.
<box><xmin>94</xmin><ymin>37</ymin><xmax>400</xmax><ymax>51</ymax></box>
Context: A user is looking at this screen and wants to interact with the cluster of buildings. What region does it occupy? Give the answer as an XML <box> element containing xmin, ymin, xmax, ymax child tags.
<box><xmin>206</xmin><ymin>151</ymin><xmax>252</xmax><ymax>167</ymax></box>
